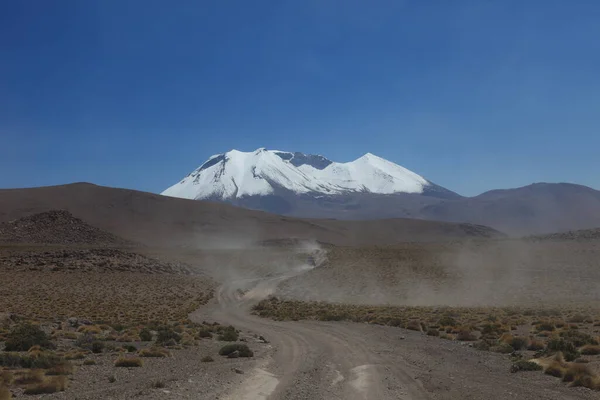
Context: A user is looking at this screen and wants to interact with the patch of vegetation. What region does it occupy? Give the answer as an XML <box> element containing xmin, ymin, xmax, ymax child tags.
<box><xmin>510</xmin><ymin>360</ymin><xmax>542</xmax><ymax>373</ymax></box>
<box><xmin>0</xmin><ymin>352</ymin><xmax>63</xmax><ymax>369</ymax></box>
<box><xmin>201</xmin><ymin>355</ymin><xmax>214</xmax><ymax>362</ymax></box>
<box><xmin>23</xmin><ymin>376</ymin><xmax>67</xmax><ymax>395</ymax></box>
<box><xmin>156</xmin><ymin>327</ymin><xmax>181</xmax><ymax>345</ymax></box>
<box><xmin>114</xmin><ymin>357</ymin><xmax>143</xmax><ymax>367</ymax></box>
<box><xmin>218</xmin><ymin>344</ymin><xmax>253</xmax><ymax>358</ymax></box>
<box><xmin>138</xmin><ymin>348</ymin><xmax>170</xmax><ymax>358</ymax></box>
<box><xmin>139</xmin><ymin>328</ymin><xmax>152</xmax><ymax>342</ymax></box>
<box><xmin>4</xmin><ymin>324</ymin><xmax>53</xmax><ymax>351</ymax></box>
<box><xmin>580</xmin><ymin>344</ymin><xmax>600</xmax><ymax>355</ymax></box>
<box><xmin>217</xmin><ymin>326</ymin><xmax>239</xmax><ymax>342</ymax></box>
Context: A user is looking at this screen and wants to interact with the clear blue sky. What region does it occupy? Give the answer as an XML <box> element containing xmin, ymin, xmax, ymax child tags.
<box><xmin>2</xmin><ymin>1</ymin><xmax>599</xmax><ymax>196</ymax></box>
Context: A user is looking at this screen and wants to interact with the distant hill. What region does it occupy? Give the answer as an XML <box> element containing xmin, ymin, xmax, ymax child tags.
<box><xmin>0</xmin><ymin>210</ymin><xmax>133</xmax><ymax>246</ymax></box>
<box><xmin>0</xmin><ymin>183</ymin><xmax>502</xmax><ymax>247</ymax></box>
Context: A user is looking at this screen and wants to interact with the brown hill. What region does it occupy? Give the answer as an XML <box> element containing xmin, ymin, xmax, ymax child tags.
<box><xmin>0</xmin><ymin>183</ymin><xmax>502</xmax><ymax>246</ymax></box>
<box><xmin>0</xmin><ymin>210</ymin><xmax>132</xmax><ymax>246</ymax></box>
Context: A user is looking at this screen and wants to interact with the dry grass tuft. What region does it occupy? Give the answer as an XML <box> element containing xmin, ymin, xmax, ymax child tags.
<box><xmin>23</xmin><ymin>376</ymin><xmax>68</xmax><ymax>395</ymax></box>
<box><xmin>114</xmin><ymin>357</ymin><xmax>143</xmax><ymax>368</ymax></box>
<box><xmin>14</xmin><ymin>369</ymin><xmax>44</xmax><ymax>385</ymax></box>
<box><xmin>45</xmin><ymin>361</ymin><xmax>74</xmax><ymax>376</ymax></box>
<box><xmin>138</xmin><ymin>348</ymin><xmax>170</xmax><ymax>358</ymax></box>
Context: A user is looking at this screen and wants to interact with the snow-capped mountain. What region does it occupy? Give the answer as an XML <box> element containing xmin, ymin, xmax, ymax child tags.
<box><xmin>162</xmin><ymin>148</ymin><xmax>443</xmax><ymax>201</ymax></box>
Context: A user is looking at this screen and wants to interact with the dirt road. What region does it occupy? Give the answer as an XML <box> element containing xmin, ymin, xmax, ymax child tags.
<box><xmin>191</xmin><ymin>255</ymin><xmax>597</xmax><ymax>400</ymax></box>
<box><xmin>197</xmin><ymin>262</ymin><xmax>429</xmax><ymax>400</ymax></box>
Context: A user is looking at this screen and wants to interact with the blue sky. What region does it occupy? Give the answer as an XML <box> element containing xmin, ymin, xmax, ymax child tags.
<box><xmin>2</xmin><ymin>1</ymin><xmax>599</xmax><ymax>196</ymax></box>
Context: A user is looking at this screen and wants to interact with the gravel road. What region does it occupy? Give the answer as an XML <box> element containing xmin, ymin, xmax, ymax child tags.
<box><xmin>191</xmin><ymin>261</ymin><xmax>597</xmax><ymax>400</ymax></box>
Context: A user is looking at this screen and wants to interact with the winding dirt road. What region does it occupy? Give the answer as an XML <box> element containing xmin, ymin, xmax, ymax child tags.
<box><xmin>197</xmin><ymin>262</ymin><xmax>430</xmax><ymax>400</ymax></box>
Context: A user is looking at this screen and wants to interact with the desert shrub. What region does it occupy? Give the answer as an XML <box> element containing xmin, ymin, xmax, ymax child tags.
<box><xmin>405</xmin><ymin>321</ymin><xmax>422</xmax><ymax>332</ymax></box>
<box><xmin>92</xmin><ymin>341</ymin><xmax>105</xmax><ymax>354</ymax></box>
<box><xmin>474</xmin><ymin>340</ymin><xmax>491</xmax><ymax>351</ymax></box>
<box><xmin>580</xmin><ymin>345</ymin><xmax>600</xmax><ymax>356</ymax></box>
<box><xmin>4</xmin><ymin>324</ymin><xmax>53</xmax><ymax>351</ymax></box>
<box><xmin>559</xmin><ymin>330</ymin><xmax>597</xmax><ymax>347</ymax></box>
<box><xmin>14</xmin><ymin>369</ymin><xmax>44</xmax><ymax>385</ymax></box>
<box><xmin>138</xmin><ymin>348</ymin><xmax>170</xmax><ymax>358</ymax></box>
<box><xmin>151</xmin><ymin>380</ymin><xmax>166</xmax><ymax>389</ymax></box>
<box><xmin>438</xmin><ymin>316</ymin><xmax>457</xmax><ymax>327</ymax></box>
<box><xmin>218</xmin><ymin>344</ymin><xmax>253</xmax><ymax>358</ymax></box>
<box><xmin>75</xmin><ymin>333</ymin><xmax>95</xmax><ymax>350</ymax></box>
<box><xmin>546</xmin><ymin>339</ymin><xmax>579</xmax><ymax>361</ymax></box>
<box><xmin>527</xmin><ymin>339</ymin><xmax>545</xmax><ymax>351</ymax></box>
<box><xmin>201</xmin><ymin>355</ymin><xmax>214</xmax><ymax>362</ymax></box>
<box><xmin>123</xmin><ymin>345</ymin><xmax>137</xmax><ymax>353</ymax></box>
<box><xmin>535</xmin><ymin>321</ymin><xmax>555</xmax><ymax>332</ymax></box>
<box><xmin>490</xmin><ymin>343</ymin><xmax>514</xmax><ymax>354</ymax></box>
<box><xmin>156</xmin><ymin>327</ymin><xmax>181</xmax><ymax>345</ymax></box>
<box><xmin>217</xmin><ymin>326</ymin><xmax>239</xmax><ymax>342</ymax></box>
<box><xmin>23</xmin><ymin>376</ymin><xmax>67</xmax><ymax>395</ymax></box>
<box><xmin>114</xmin><ymin>357</ymin><xmax>143</xmax><ymax>367</ymax></box>
<box><xmin>0</xmin><ymin>352</ymin><xmax>62</xmax><ymax>369</ymax></box>
<box><xmin>456</xmin><ymin>330</ymin><xmax>477</xmax><ymax>341</ymax></box>
<box><xmin>83</xmin><ymin>359</ymin><xmax>97</xmax><ymax>365</ymax></box>
<box><xmin>508</xmin><ymin>336</ymin><xmax>528</xmax><ymax>351</ymax></box>
<box><xmin>64</xmin><ymin>351</ymin><xmax>86</xmax><ymax>360</ymax></box>
<box><xmin>510</xmin><ymin>360</ymin><xmax>542</xmax><ymax>373</ymax></box>
<box><xmin>426</xmin><ymin>329</ymin><xmax>439</xmax><ymax>337</ymax></box>
<box><xmin>139</xmin><ymin>328</ymin><xmax>152</xmax><ymax>342</ymax></box>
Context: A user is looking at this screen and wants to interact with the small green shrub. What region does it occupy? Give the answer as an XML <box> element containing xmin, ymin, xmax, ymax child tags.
<box><xmin>217</xmin><ymin>326</ymin><xmax>239</xmax><ymax>342</ymax></box>
<box><xmin>139</xmin><ymin>329</ymin><xmax>152</xmax><ymax>342</ymax></box>
<box><xmin>156</xmin><ymin>327</ymin><xmax>181</xmax><ymax>345</ymax></box>
<box><xmin>218</xmin><ymin>344</ymin><xmax>253</xmax><ymax>357</ymax></box>
<box><xmin>4</xmin><ymin>324</ymin><xmax>53</xmax><ymax>351</ymax></box>
<box><xmin>201</xmin><ymin>355</ymin><xmax>214</xmax><ymax>362</ymax></box>
<box><xmin>510</xmin><ymin>360</ymin><xmax>542</xmax><ymax>373</ymax></box>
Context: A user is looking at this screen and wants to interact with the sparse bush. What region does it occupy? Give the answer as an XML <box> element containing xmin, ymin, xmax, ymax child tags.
<box><xmin>508</xmin><ymin>336</ymin><xmax>528</xmax><ymax>351</ymax></box>
<box><xmin>405</xmin><ymin>321</ymin><xmax>422</xmax><ymax>332</ymax></box>
<box><xmin>139</xmin><ymin>328</ymin><xmax>152</xmax><ymax>342</ymax></box>
<box><xmin>92</xmin><ymin>341</ymin><xmax>105</xmax><ymax>354</ymax></box>
<box><xmin>156</xmin><ymin>327</ymin><xmax>181</xmax><ymax>345</ymax></box>
<box><xmin>438</xmin><ymin>316</ymin><xmax>457</xmax><ymax>327</ymax></box>
<box><xmin>527</xmin><ymin>339</ymin><xmax>545</xmax><ymax>351</ymax></box>
<box><xmin>217</xmin><ymin>326</ymin><xmax>239</xmax><ymax>342</ymax></box>
<box><xmin>535</xmin><ymin>321</ymin><xmax>555</xmax><ymax>332</ymax></box>
<box><xmin>559</xmin><ymin>330</ymin><xmax>597</xmax><ymax>347</ymax></box>
<box><xmin>201</xmin><ymin>355</ymin><xmax>214</xmax><ymax>362</ymax></box>
<box><xmin>138</xmin><ymin>348</ymin><xmax>170</xmax><ymax>358</ymax></box>
<box><xmin>151</xmin><ymin>380</ymin><xmax>166</xmax><ymax>389</ymax></box>
<box><xmin>546</xmin><ymin>339</ymin><xmax>579</xmax><ymax>361</ymax></box>
<box><xmin>456</xmin><ymin>329</ymin><xmax>477</xmax><ymax>341</ymax></box>
<box><xmin>114</xmin><ymin>357</ymin><xmax>143</xmax><ymax>367</ymax></box>
<box><xmin>123</xmin><ymin>345</ymin><xmax>137</xmax><ymax>353</ymax></box>
<box><xmin>474</xmin><ymin>340</ymin><xmax>491</xmax><ymax>351</ymax></box>
<box><xmin>83</xmin><ymin>359</ymin><xmax>97</xmax><ymax>365</ymax></box>
<box><xmin>510</xmin><ymin>360</ymin><xmax>542</xmax><ymax>373</ymax></box>
<box><xmin>4</xmin><ymin>324</ymin><xmax>53</xmax><ymax>351</ymax></box>
<box><xmin>426</xmin><ymin>329</ymin><xmax>439</xmax><ymax>337</ymax></box>
<box><xmin>490</xmin><ymin>343</ymin><xmax>514</xmax><ymax>354</ymax></box>
<box><xmin>14</xmin><ymin>369</ymin><xmax>44</xmax><ymax>385</ymax></box>
<box><xmin>218</xmin><ymin>344</ymin><xmax>253</xmax><ymax>358</ymax></box>
<box><xmin>0</xmin><ymin>352</ymin><xmax>62</xmax><ymax>369</ymax></box>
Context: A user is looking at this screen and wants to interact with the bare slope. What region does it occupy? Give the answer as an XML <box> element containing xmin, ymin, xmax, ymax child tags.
<box><xmin>0</xmin><ymin>183</ymin><xmax>502</xmax><ymax>246</ymax></box>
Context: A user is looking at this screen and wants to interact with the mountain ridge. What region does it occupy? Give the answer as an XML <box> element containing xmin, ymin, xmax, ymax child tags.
<box><xmin>161</xmin><ymin>149</ymin><xmax>600</xmax><ymax>235</ymax></box>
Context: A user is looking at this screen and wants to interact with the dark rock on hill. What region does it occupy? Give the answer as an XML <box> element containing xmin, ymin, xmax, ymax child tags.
<box><xmin>0</xmin><ymin>210</ymin><xmax>133</xmax><ymax>246</ymax></box>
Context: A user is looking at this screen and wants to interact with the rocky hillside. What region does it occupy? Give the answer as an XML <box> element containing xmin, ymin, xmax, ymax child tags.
<box><xmin>0</xmin><ymin>210</ymin><xmax>133</xmax><ymax>246</ymax></box>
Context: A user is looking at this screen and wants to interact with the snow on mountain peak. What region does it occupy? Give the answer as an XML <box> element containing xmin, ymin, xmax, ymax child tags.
<box><xmin>162</xmin><ymin>148</ymin><xmax>431</xmax><ymax>200</ymax></box>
